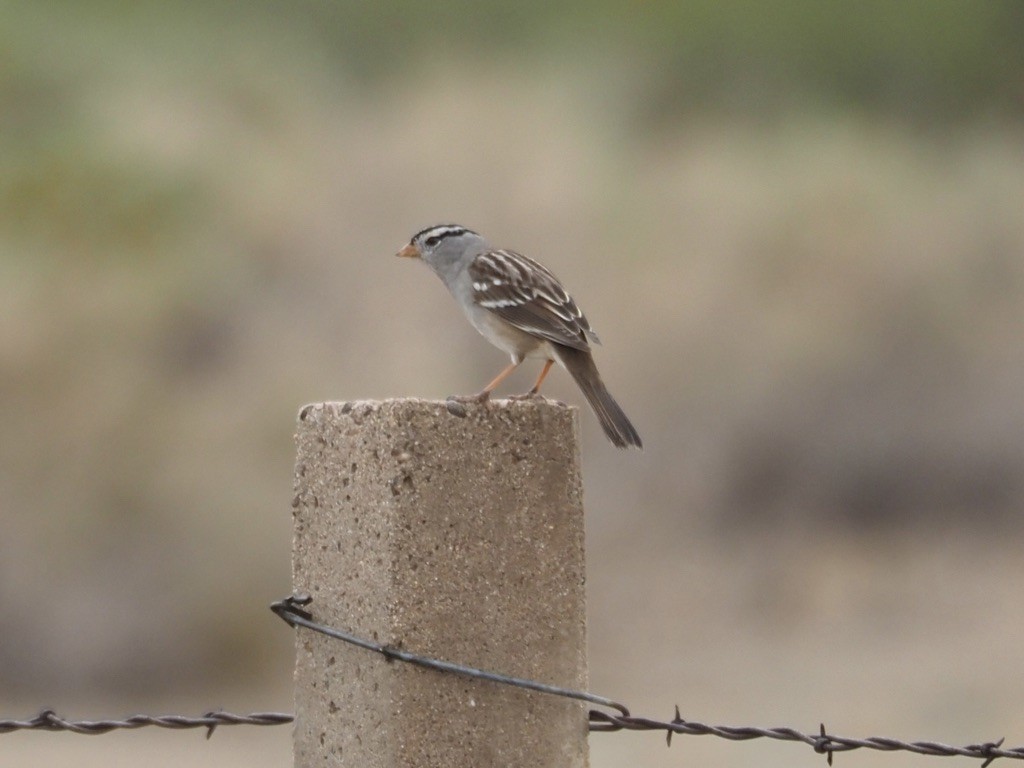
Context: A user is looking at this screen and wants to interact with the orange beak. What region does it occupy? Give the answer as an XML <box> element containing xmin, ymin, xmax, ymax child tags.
<box><xmin>396</xmin><ymin>243</ymin><xmax>420</xmax><ymax>259</ymax></box>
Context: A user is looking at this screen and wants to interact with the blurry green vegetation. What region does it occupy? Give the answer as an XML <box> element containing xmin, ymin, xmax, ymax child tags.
<box><xmin>1</xmin><ymin>0</ymin><xmax>1019</xmax><ymax>291</ymax></box>
<box><xmin>286</xmin><ymin>0</ymin><xmax>1024</xmax><ymax>120</ymax></box>
<box><xmin>3</xmin><ymin>1</ymin><xmax>1021</xmax><ymax>267</ymax></box>
<box><xmin>602</xmin><ymin>0</ymin><xmax>1024</xmax><ymax>119</ymax></box>
<box><xmin>5</xmin><ymin>1</ymin><xmax>1024</xmax><ymax>120</ymax></box>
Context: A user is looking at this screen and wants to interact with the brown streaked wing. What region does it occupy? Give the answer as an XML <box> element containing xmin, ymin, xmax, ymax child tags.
<box><xmin>468</xmin><ymin>249</ymin><xmax>597</xmax><ymax>351</ymax></box>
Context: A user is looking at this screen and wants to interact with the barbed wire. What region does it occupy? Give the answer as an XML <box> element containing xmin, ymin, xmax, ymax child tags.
<box><xmin>590</xmin><ymin>711</ymin><xmax>1019</xmax><ymax>767</ymax></box>
<box><xmin>273</xmin><ymin>594</ymin><xmax>1023</xmax><ymax>767</ymax></box>
<box><xmin>3</xmin><ymin>593</ymin><xmax>1020</xmax><ymax>768</ymax></box>
<box><xmin>0</xmin><ymin>709</ymin><xmax>292</xmax><ymax>738</ymax></box>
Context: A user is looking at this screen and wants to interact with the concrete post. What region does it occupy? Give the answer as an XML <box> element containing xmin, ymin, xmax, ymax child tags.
<box><xmin>291</xmin><ymin>398</ymin><xmax>589</xmax><ymax>768</ymax></box>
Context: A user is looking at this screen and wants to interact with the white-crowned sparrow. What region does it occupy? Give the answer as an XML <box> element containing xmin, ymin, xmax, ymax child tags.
<box><xmin>397</xmin><ymin>224</ymin><xmax>642</xmax><ymax>449</ymax></box>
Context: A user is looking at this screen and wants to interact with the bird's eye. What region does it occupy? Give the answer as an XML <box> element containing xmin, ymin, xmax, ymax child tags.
<box><xmin>424</xmin><ymin>235</ymin><xmax>441</xmax><ymax>247</ymax></box>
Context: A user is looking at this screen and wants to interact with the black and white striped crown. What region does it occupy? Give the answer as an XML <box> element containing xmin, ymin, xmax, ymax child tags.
<box><xmin>411</xmin><ymin>224</ymin><xmax>479</xmax><ymax>248</ymax></box>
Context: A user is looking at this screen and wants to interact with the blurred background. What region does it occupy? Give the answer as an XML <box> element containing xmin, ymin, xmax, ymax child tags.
<box><xmin>3</xmin><ymin>1</ymin><xmax>1024</xmax><ymax>766</ymax></box>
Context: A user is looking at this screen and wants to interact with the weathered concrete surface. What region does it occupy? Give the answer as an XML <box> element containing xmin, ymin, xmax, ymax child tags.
<box><xmin>292</xmin><ymin>398</ymin><xmax>588</xmax><ymax>767</ymax></box>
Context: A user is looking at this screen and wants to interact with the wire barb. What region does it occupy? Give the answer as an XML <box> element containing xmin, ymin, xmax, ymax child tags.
<box><xmin>973</xmin><ymin>737</ymin><xmax>1006</xmax><ymax>768</ymax></box>
<box><xmin>666</xmin><ymin>704</ymin><xmax>685</xmax><ymax>747</ymax></box>
<box><xmin>816</xmin><ymin>722</ymin><xmax>836</xmax><ymax>765</ymax></box>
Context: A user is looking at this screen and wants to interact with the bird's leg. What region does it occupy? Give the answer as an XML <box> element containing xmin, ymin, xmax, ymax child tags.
<box><xmin>447</xmin><ymin>361</ymin><xmax>520</xmax><ymax>404</ymax></box>
<box><xmin>509</xmin><ymin>359</ymin><xmax>554</xmax><ymax>401</ymax></box>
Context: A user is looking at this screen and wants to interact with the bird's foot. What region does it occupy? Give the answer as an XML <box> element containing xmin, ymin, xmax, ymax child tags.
<box><xmin>508</xmin><ymin>390</ymin><xmax>545</xmax><ymax>402</ymax></box>
<box><xmin>445</xmin><ymin>392</ymin><xmax>490</xmax><ymax>418</ymax></box>
<box><xmin>446</xmin><ymin>391</ymin><xmax>491</xmax><ymax>405</ymax></box>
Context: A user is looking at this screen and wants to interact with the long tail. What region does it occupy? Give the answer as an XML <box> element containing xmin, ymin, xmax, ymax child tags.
<box><xmin>554</xmin><ymin>346</ymin><xmax>643</xmax><ymax>450</ymax></box>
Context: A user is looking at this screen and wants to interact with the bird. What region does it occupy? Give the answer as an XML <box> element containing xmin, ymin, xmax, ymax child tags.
<box><xmin>397</xmin><ymin>224</ymin><xmax>642</xmax><ymax>449</ymax></box>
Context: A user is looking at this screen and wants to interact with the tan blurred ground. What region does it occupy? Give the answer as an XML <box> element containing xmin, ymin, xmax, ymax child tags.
<box><xmin>3</xmin><ymin>4</ymin><xmax>1024</xmax><ymax>767</ymax></box>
